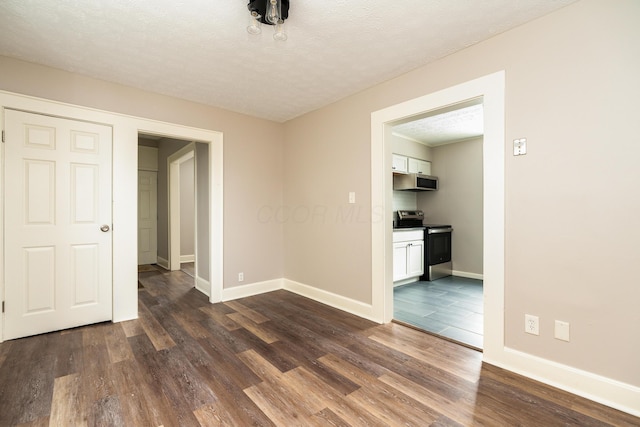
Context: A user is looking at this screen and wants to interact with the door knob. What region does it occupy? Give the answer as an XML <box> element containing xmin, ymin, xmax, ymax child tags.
<box><xmin>100</xmin><ymin>224</ymin><xmax>110</xmax><ymax>232</ymax></box>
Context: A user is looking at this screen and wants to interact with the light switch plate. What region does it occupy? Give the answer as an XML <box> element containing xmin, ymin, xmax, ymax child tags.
<box><xmin>514</xmin><ymin>138</ymin><xmax>527</xmax><ymax>156</ymax></box>
<box><xmin>348</xmin><ymin>191</ymin><xmax>356</xmax><ymax>204</ymax></box>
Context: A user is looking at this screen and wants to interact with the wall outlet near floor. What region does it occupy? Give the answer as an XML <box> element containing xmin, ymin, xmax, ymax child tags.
<box><xmin>554</xmin><ymin>320</ymin><xmax>570</xmax><ymax>342</ymax></box>
<box><xmin>525</xmin><ymin>314</ymin><xmax>539</xmax><ymax>335</ymax></box>
<box><xmin>238</xmin><ymin>272</ymin><xmax>244</xmax><ymax>282</ymax></box>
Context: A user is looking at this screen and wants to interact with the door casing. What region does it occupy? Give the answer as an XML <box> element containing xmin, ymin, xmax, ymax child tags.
<box><xmin>168</xmin><ymin>143</ymin><xmax>195</xmax><ymax>272</ymax></box>
<box><xmin>0</xmin><ymin>90</ymin><xmax>224</xmax><ymax>342</ymax></box>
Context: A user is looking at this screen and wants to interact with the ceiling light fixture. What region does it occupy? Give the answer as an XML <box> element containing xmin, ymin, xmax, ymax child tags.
<box><xmin>247</xmin><ymin>0</ymin><xmax>290</xmax><ymax>41</ymax></box>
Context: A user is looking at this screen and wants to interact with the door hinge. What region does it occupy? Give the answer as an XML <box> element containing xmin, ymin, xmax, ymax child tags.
<box><xmin>1</xmin><ymin>301</ymin><xmax>4</xmax><ymax>313</ymax></box>
<box><xmin>2</xmin><ymin>130</ymin><xmax>4</xmax><ymax>143</ymax></box>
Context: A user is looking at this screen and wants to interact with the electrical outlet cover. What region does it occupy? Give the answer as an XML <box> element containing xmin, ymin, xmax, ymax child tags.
<box><xmin>555</xmin><ymin>320</ymin><xmax>570</xmax><ymax>342</ymax></box>
<box><xmin>525</xmin><ymin>314</ymin><xmax>539</xmax><ymax>335</ymax></box>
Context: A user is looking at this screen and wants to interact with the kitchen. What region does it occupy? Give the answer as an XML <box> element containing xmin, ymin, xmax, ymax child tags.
<box><xmin>390</xmin><ymin>101</ymin><xmax>484</xmax><ymax>349</ymax></box>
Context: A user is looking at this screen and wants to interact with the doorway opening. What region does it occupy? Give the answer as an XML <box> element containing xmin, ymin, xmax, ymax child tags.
<box><xmin>137</xmin><ymin>134</ymin><xmax>211</xmax><ymax>297</ymax></box>
<box><xmin>390</xmin><ymin>99</ymin><xmax>484</xmax><ymax>350</ymax></box>
<box><xmin>371</xmin><ymin>71</ymin><xmax>505</xmax><ymax>362</ymax></box>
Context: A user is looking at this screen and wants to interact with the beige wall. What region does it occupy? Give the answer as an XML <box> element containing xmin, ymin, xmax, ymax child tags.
<box><xmin>419</xmin><ymin>138</ymin><xmax>483</xmax><ymax>276</ymax></box>
<box><xmin>283</xmin><ymin>0</ymin><xmax>640</xmax><ymax>387</ymax></box>
<box><xmin>0</xmin><ymin>55</ymin><xmax>285</xmax><ymax>288</ymax></box>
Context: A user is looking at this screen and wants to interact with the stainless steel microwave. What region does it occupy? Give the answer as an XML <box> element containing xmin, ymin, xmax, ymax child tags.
<box><xmin>393</xmin><ymin>173</ymin><xmax>439</xmax><ymax>191</ymax></box>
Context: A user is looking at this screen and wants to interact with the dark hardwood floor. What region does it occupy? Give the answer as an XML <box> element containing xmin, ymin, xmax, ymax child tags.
<box><xmin>0</xmin><ymin>268</ymin><xmax>637</xmax><ymax>426</ymax></box>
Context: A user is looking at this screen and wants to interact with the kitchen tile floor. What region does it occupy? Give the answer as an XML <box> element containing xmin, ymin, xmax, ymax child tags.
<box><xmin>394</xmin><ymin>276</ymin><xmax>483</xmax><ymax>350</ymax></box>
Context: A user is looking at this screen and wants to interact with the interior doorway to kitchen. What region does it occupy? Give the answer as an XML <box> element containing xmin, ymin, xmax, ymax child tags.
<box><xmin>371</xmin><ymin>71</ymin><xmax>505</xmax><ymax>360</ymax></box>
<box><xmin>389</xmin><ymin>100</ymin><xmax>484</xmax><ymax>349</ymax></box>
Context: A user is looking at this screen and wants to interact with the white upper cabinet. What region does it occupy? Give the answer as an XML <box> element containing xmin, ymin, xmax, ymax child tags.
<box><xmin>408</xmin><ymin>158</ymin><xmax>431</xmax><ymax>175</ymax></box>
<box><xmin>392</xmin><ymin>154</ymin><xmax>408</xmax><ymax>173</ymax></box>
<box><xmin>392</xmin><ymin>154</ymin><xmax>431</xmax><ymax>175</ymax></box>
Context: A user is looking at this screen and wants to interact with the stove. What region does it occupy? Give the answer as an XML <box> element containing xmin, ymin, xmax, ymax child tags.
<box><xmin>394</xmin><ymin>210</ymin><xmax>425</xmax><ymax>228</ymax></box>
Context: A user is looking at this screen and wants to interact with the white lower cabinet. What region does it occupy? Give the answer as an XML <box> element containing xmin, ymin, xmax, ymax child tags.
<box><xmin>392</xmin><ymin>230</ymin><xmax>424</xmax><ymax>282</ymax></box>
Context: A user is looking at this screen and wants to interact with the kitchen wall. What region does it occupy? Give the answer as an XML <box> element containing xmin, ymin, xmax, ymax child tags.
<box><xmin>0</xmin><ymin>55</ymin><xmax>285</xmax><ymax>289</ymax></box>
<box><xmin>284</xmin><ymin>0</ymin><xmax>640</xmax><ymax>390</ymax></box>
<box><xmin>392</xmin><ymin>134</ymin><xmax>432</xmax><ymax>160</ymax></box>
<box><xmin>419</xmin><ymin>138</ymin><xmax>483</xmax><ymax>277</ymax></box>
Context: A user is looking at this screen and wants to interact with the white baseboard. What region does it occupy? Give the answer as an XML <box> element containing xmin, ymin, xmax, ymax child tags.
<box><xmin>218</xmin><ymin>277</ymin><xmax>380</xmax><ymax>323</ymax></box>
<box><xmin>221</xmin><ymin>278</ymin><xmax>283</xmax><ymax>302</ymax></box>
<box><xmin>180</xmin><ymin>254</ymin><xmax>195</xmax><ymax>263</ymax></box>
<box><xmin>283</xmin><ymin>279</ymin><xmax>380</xmax><ymax>323</ymax></box>
<box><xmin>156</xmin><ymin>256</ymin><xmax>169</xmax><ymax>270</ymax></box>
<box><xmin>195</xmin><ymin>276</ymin><xmax>211</xmax><ymax>297</ymax></box>
<box><xmin>485</xmin><ymin>347</ymin><xmax>640</xmax><ymax>417</ymax></box>
<box><xmin>452</xmin><ymin>270</ymin><xmax>484</xmax><ymax>280</ymax></box>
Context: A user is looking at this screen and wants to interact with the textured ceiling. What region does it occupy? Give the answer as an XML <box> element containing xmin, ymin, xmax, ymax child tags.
<box><xmin>0</xmin><ymin>0</ymin><xmax>576</xmax><ymax>123</ymax></box>
<box><xmin>393</xmin><ymin>103</ymin><xmax>484</xmax><ymax>147</ymax></box>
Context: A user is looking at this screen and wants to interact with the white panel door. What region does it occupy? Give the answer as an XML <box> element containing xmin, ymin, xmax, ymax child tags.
<box><xmin>138</xmin><ymin>170</ymin><xmax>157</xmax><ymax>265</ymax></box>
<box><xmin>4</xmin><ymin>109</ymin><xmax>113</xmax><ymax>340</ymax></box>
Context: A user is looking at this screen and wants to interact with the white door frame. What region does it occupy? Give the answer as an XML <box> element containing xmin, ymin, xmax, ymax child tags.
<box><xmin>168</xmin><ymin>143</ymin><xmax>195</xmax><ymax>272</ymax></box>
<box><xmin>370</xmin><ymin>71</ymin><xmax>505</xmax><ymax>361</ymax></box>
<box><xmin>0</xmin><ymin>90</ymin><xmax>224</xmax><ymax>342</ymax></box>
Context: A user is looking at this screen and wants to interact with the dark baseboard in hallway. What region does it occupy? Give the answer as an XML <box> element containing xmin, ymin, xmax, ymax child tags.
<box><xmin>394</xmin><ymin>276</ymin><xmax>483</xmax><ymax>350</ymax></box>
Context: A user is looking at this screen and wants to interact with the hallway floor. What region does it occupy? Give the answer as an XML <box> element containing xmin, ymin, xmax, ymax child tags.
<box><xmin>394</xmin><ymin>276</ymin><xmax>483</xmax><ymax>349</ymax></box>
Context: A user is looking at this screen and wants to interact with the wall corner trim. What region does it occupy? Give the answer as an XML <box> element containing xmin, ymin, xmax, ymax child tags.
<box><xmin>156</xmin><ymin>257</ymin><xmax>170</xmax><ymax>270</ymax></box>
<box><xmin>283</xmin><ymin>279</ymin><xmax>380</xmax><ymax>324</ymax></box>
<box><xmin>195</xmin><ymin>277</ymin><xmax>211</xmax><ymax>297</ymax></box>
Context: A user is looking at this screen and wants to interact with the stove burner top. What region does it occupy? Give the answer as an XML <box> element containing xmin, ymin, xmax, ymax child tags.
<box><xmin>395</xmin><ymin>211</ymin><xmax>451</xmax><ymax>229</ymax></box>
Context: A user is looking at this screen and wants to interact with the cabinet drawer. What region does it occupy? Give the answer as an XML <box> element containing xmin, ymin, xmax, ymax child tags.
<box><xmin>393</xmin><ymin>230</ymin><xmax>423</xmax><ymax>243</ymax></box>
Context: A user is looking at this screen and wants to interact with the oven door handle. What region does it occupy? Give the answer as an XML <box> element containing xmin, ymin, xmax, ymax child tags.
<box><xmin>427</xmin><ymin>227</ymin><xmax>453</xmax><ymax>234</ymax></box>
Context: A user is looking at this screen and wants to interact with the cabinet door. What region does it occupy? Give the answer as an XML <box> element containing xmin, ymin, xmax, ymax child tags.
<box><xmin>392</xmin><ymin>154</ymin><xmax>408</xmax><ymax>173</ymax></box>
<box><xmin>408</xmin><ymin>158</ymin><xmax>431</xmax><ymax>175</ymax></box>
<box><xmin>393</xmin><ymin>242</ymin><xmax>408</xmax><ymax>281</ymax></box>
<box><xmin>407</xmin><ymin>240</ymin><xmax>425</xmax><ymax>277</ymax></box>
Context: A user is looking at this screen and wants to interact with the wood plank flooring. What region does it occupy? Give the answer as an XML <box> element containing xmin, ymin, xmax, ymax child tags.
<box><xmin>0</xmin><ymin>268</ymin><xmax>638</xmax><ymax>426</ymax></box>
